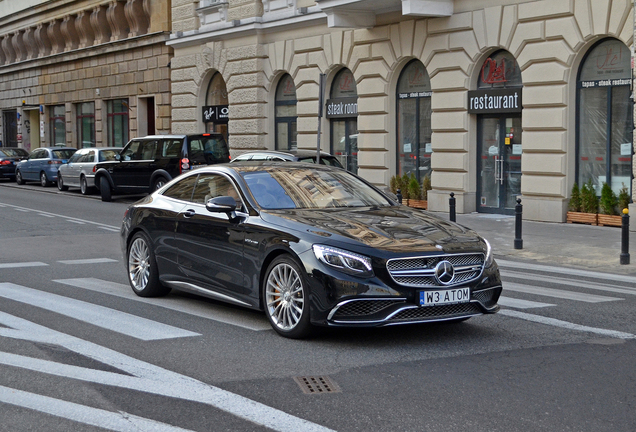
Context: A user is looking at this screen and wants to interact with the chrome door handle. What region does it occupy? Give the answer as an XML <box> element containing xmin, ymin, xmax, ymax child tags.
<box><xmin>183</xmin><ymin>209</ymin><xmax>195</xmax><ymax>218</ymax></box>
<box><xmin>499</xmin><ymin>158</ymin><xmax>505</xmax><ymax>185</ymax></box>
<box><xmin>494</xmin><ymin>156</ymin><xmax>500</xmax><ymax>182</ymax></box>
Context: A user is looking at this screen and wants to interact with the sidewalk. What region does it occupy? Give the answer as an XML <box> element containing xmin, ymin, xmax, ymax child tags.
<box><xmin>436</xmin><ymin>211</ymin><xmax>636</xmax><ymax>275</ymax></box>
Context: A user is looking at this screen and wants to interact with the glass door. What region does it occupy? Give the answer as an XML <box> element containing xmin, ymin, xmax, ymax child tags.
<box><xmin>331</xmin><ymin>119</ymin><xmax>358</xmax><ymax>174</ymax></box>
<box><xmin>478</xmin><ymin>115</ymin><xmax>522</xmax><ymax>214</ymax></box>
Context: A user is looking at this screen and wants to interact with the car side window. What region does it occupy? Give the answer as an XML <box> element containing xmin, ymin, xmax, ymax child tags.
<box><xmin>162</xmin><ymin>175</ymin><xmax>198</xmax><ymax>201</ymax></box>
<box><xmin>192</xmin><ymin>174</ymin><xmax>243</xmax><ymax>211</ymax></box>
<box><xmin>68</xmin><ymin>152</ymin><xmax>83</xmax><ymax>163</ymax></box>
<box><xmin>121</xmin><ymin>141</ymin><xmax>142</xmax><ymax>161</ymax></box>
<box><xmin>30</xmin><ymin>150</ymin><xmax>44</xmax><ymax>160</ymax></box>
<box><xmin>188</xmin><ymin>140</ymin><xmax>205</xmax><ymax>164</ymax></box>
<box><xmin>140</xmin><ymin>140</ymin><xmax>157</xmax><ymax>160</ymax></box>
<box><xmin>162</xmin><ymin>140</ymin><xmax>182</xmax><ymax>158</ymax></box>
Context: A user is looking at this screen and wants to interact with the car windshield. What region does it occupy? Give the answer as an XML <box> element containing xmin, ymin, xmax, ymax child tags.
<box><xmin>241</xmin><ymin>167</ymin><xmax>391</xmax><ymax>209</ymax></box>
<box><xmin>52</xmin><ymin>149</ymin><xmax>76</xmax><ymax>159</ymax></box>
<box><xmin>99</xmin><ymin>149</ymin><xmax>120</xmax><ymax>162</ymax></box>
<box><xmin>0</xmin><ymin>148</ymin><xmax>28</xmax><ymax>157</ymax></box>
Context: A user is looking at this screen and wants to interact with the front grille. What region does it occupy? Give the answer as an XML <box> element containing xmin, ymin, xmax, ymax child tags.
<box><xmin>388</xmin><ymin>303</ymin><xmax>481</xmax><ymax>322</ymax></box>
<box><xmin>386</xmin><ymin>253</ymin><xmax>484</xmax><ymax>288</ymax></box>
<box><xmin>332</xmin><ymin>300</ymin><xmax>399</xmax><ymax>318</ymax></box>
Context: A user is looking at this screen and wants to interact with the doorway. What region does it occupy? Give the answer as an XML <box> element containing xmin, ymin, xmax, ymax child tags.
<box><xmin>331</xmin><ymin>118</ymin><xmax>358</xmax><ymax>173</ymax></box>
<box><xmin>477</xmin><ymin>115</ymin><xmax>522</xmax><ymax>214</ymax></box>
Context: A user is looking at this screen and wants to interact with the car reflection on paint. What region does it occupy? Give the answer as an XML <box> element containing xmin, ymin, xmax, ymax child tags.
<box><xmin>120</xmin><ymin>162</ymin><xmax>502</xmax><ymax>338</ymax></box>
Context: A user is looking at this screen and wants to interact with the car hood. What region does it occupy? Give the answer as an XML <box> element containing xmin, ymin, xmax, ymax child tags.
<box><xmin>259</xmin><ymin>206</ymin><xmax>485</xmax><ymax>254</ymax></box>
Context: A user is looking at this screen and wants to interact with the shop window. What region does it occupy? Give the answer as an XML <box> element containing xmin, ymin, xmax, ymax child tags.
<box><xmin>275</xmin><ymin>74</ymin><xmax>297</xmax><ymax>151</ymax></box>
<box><xmin>49</xmin><ymin>105</ymin><xmax>65</xmax><ymax>146</ymax></box>
<box><xmin>328</xmin><ymin>68</ymin><xmax>358</xmax><ymax>173</ymax></box>
<box><xmin>76</xmin><ymin>102</ymin><xmax>95</xmax><ymax>147</ymax></box>
<box><xmin>204</xmin><ymin>72</ymin><xmax>229</xmax><ymax>142</ymax></box>
<box><xmin>107</xmin><ymin>99</ymin><xmax>129</xmax><ymax>147</ymax></box>
<box><xmin>577</xmin><ymin>39</ymin><xmax>633</xmax><ymax>198</ymax></box>
<box><xmin>396</xmin><ymin>60</ymin><xmax>432</xmax><ymax>182</ymax></box>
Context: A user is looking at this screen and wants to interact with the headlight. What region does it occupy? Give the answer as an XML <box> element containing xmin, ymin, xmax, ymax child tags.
<box><xmin>312</xmin><ymin>245</ymin><xmax>374</xmax><ymax>277</ymax></box>
<box><xmin>484</xmin><ymin>238</ymin><xmax>494</xmax><ymax>267</ymax></box>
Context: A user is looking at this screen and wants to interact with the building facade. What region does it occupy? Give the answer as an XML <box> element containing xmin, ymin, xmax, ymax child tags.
<box><xmin>168</xmin><ymin>0</ymin><xmax>634</xmax><ymax>222</ymax></box>
<box><xmin>0</xmin><ymin>0</ymin><xmax>172</xmax><ymax>151</ymax></box>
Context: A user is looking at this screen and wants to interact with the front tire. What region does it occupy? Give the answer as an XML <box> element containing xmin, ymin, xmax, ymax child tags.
<box><xmin>16</xmin><ymin>170</ymin><xmax>24</xmax><ymax>185</ymax></box>
<box><xmin>57</xmin><ymin>173</ymin><xmax>69</xmax><ymax>191</ymax></box>
<box><xmin>99</xmin><ymin>176</ymin><xmax>112</xmax><ymax>202</ymax></box>
<box><xmin>127</xmin><ymin>232</ymin><xmax>170</xmax><ymax>297</ymax></box>
<box><xmin>40</xmin><ymin>171</ymin><xmax>51</xmax><ymax>187</ymax></box>
<box><xmin>263</xmin><ymin>255</ymin><xmax>312</xmax><ymax>339</ymax></box>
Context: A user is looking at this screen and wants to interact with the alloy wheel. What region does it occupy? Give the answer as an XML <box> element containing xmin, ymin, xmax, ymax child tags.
<box><xmin>265</xmin><ymin>262</ymin><xmax>305</xmax><ymax>331</ymax></box>
<box><xmin>128</xmin><ymin>237</ymin><xmax>151</xmax><ymax>292</ymax></box>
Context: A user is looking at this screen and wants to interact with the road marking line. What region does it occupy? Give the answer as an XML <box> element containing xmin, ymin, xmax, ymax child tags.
<box><xmin>0</xmin><ymin>283</ymin><xmax>199</xmax><ymax>340</ymax></box>
<box><xmin>502</xmin><ymin>270</ymin><xmax>636</xmax><ymax>296</ymax></box>
<box><xmin>0</xmin><ymin>202</ymin><xmax>119</xmax><ymax>230</ymax></box>
<box><xmin>0</xmin><ymin>313</ymin><xmax>336</xmax><ymax>432</ymax></box>
<box><xmin>496</xmin><ymin>259</ymin><xmax>636</xmax><ymax>284</ymax></box>
<box><xmin>58</xmin><ymin>258</ymin><xmax>118</xmax><ymax>265</ymax></box>
<box><xmin>0</xmin><ymin>385</ymin><xmax>196</xmax><ymax>432</ymax></box>
<box><xmin>54</xmin><ymin>278</ymin><xmax>271</xmax><ymax>331</ymax></box>
<box><xmin>0</xmin><ymin>262</ymin><xmax>48</xmax><ymax>269</ymax></box>
<box><xmin>498</xmin><ymin>296</ymin><xmax>555</xmax><ymax>309</ymax></box>
<box><xmin>504</xmin><ymin>282</ymin><xmax>622</xmax><ymax>303</ymax></box>
<box><xmin>38</xmin><ymin>213</ymin><xmax>55</xmax><ymax>218</ymax></box>
<box><xmin>99</xmin><ymin>226</ymin><xmax>120</xmax><ymax>232</ymax></box>
<box><xmin>66</xmin><ymin>220</ymin><xmax>85</xmax><ymax>224</ymax></box>
<box><xmin>500</xmin><ymin>309</ymin><xmax>636</xmax><ymax>339</ymax></box>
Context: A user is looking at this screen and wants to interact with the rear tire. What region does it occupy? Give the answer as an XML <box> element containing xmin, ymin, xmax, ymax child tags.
<box><xmin>99</xmin><ymin>176</ymin><xmax>112</xmax><ymax>202</ymax></box>
<box><xmin>16</xmin><ymin>170</ymin><xmax>24</xmax><ymax>185</ymax></box>
<box><xmin>80</xmin><ymin>176</ymin><xmax>91</xmax><ymax>195</ymax></box>
<box><xmin>57</xmin><ymin>173</ymin><xmax>69</xmax><ymax>191</ymax></box>
<box><xmin>40</xmin><ymin>172</ymin><xmax>51</xmax><ymax>187</ymax></box>
<box><xmin>127</xmin><ymin>231</ymin><xmax>170</xmax><ymax>297</ymax></box>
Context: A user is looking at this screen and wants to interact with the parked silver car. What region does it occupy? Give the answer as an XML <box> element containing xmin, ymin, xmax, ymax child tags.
<box><xmin>57</xmin><ymin>147</ymin><xmax>122</xmax><ymax>194</ymax></box>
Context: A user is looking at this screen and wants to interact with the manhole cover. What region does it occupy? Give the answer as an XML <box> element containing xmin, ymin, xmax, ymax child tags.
<box><xmin>294</xmin><ymin>376</ymin><xmax>341</xmax><ymax>394</ymax></box>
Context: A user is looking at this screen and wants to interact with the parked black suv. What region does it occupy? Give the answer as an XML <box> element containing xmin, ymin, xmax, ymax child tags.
<box><xmin>94</xmin><ymin>134</ymin><xmax>229</xmax><ymax>201</ymax></box>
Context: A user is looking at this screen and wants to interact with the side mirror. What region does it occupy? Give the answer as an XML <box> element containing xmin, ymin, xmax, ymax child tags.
<box><xmin>206</xmin><ymin>196</ymin><xmax>237</xmax><ymax>214</ymax></box>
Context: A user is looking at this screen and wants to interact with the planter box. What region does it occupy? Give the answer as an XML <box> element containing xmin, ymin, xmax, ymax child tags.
<box><xmin>407</xmin><ymin>199</ymin><xmax>428</xmax><ymax>210</ymax></box>
<box><xmin>566</xmin><ymin>211</ymin><xmax>598</xmax><ymax>225</ymax></box>
<box><xmin>597</xmin><ymin>214</ymin><xmax>622</xmax><ymax>227</ymax></box>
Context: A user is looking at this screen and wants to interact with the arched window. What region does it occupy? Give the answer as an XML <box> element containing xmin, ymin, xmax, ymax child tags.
<box><xmin>204</xmin><ymin>72</ymin><xmax>229</xmax><ymax>142</ymax></box>
<box><xmin>577</xmin><ymin>39</ymin><xmax>633</xmax><ymax>198</ymax></box>
<box><xmin>275</xmin><ymin>74</ymin><xmax>297</xmax><ymax>151</ymax></box>
<box><xmin>396</xmin><ymin>60</ymin><xmax>432</xmax><ymax>181</ymax></box>
<box><xmin>328</xmin><ymin>68</ymin><xmax>358</xmax><ymax>173</ymax></box>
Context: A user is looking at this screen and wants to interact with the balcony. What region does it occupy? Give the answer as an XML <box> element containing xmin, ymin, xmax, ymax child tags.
<box><xmin>316</xmin><ymin>0</ymin><xmax>453</xmax><ymax>28</ymax></box>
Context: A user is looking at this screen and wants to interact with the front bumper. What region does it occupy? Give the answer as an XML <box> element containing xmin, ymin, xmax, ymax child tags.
<box><xmin>302</xmin><ymin>250</ymin><xmax>502</xmax><ymax>327</ymax></box>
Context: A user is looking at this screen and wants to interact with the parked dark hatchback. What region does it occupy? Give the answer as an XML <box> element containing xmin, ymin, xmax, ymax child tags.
<box><xmin>0</xmin><ymin>147</ymin><xmax>29</xmax><ymax>180</ymax></box>
<box><xmin>121</xmin><ymin>162</ymin><xmax>502</xmax><ymax>338</ymax></box>
<box><xmin>95</xmin><ymin>133</ymin><xmax>229</xmax><ymax>201</ymax></box>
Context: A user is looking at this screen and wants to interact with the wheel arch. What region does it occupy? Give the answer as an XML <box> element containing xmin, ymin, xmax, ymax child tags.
<box><xmin>94</xmin><ymin>169</ymin><xmax>114</xmax><ymax>191</ymax></box>
<box><xmin>258</xmin><ymin>247</ymin><xmax>304</xmax><ymax>310</ymax></box>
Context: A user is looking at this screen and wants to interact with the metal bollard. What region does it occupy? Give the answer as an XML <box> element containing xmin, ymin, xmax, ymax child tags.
<box><xmin>620</xmin><ymin>208</ymin><xmax>630</xmax><ymax>265</ymax></box>
<box><xmin>396</xmin><ymin>188</ymin><xmax>402</xmax><ymax>204</ymax></box>
<box><xmin>449</xmin><ymin>192</ymin><xmax>456</xmax><ymax>222</ymax></box>
<box><xmin>514</xmin><ymin>198</ymin><xmax>523</xmax><ymax>249</ymax></box>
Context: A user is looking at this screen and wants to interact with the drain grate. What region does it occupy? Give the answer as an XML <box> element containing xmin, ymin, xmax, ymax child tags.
<box><xmin>293</xmin><ymin>376</ymin><xmax>341</xmax><ymax>394</ymax></box>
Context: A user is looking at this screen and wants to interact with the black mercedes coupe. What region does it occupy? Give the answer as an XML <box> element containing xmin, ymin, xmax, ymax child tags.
<box><xmin>121</xmin><ymin>162</ymin><xmax>502</xmax><ymax>338</ymax></box>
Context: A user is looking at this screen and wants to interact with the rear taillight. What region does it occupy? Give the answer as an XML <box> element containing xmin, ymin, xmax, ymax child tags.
<box><xmin>93</xmin><ymin>165</ymin><xmax>97</xmax><ymax>173</ymax></box>
<box><xmin>180</xmin><ymin>158</ymin><xmax>189</xmax><ymax>174</ymax></box>
<box><xmin>0</xmin><ymin>160</ymin><xmax>11</xmax><ymax>165</ymax></box>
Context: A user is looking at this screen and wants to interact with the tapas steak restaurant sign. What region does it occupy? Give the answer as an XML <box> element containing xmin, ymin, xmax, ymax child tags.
<box><xmin>202</xmin><ymin>105</ymin><xmax>229</xmax><ymax>123</ymax></box>
<box><xmin>467</xmin><ymin>88</ymin><xmax>522</xmax><ymax>114</ymax></box>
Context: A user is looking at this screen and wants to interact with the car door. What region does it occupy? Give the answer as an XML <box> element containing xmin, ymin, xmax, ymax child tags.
<box><xmin>23</xmin><ymin>149</ymin><xmax>44</xmax><ymax>180</ymax></box>
<box><xmin>63</xmin><ymin>150</ymin><xmax>84</xmax><ymax>187</ymax></box>
<box><xmin>110</xmin><ymin>139</ymin><xmax>145</xmax><ymax>191</ymax></box>
<box><xmin>175</xmin><ymin>173</ymin><xmax>248</xmax><ymax>304</ymax></box>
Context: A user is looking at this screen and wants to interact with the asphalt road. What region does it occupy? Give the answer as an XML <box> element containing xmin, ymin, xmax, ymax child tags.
<box><xmin>1</xmin><ymin>181</ymin><xmax>635</xmax><ymax>432</ymax></box>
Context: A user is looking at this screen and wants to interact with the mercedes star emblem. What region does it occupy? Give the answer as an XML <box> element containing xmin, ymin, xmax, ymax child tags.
<box><xmin>434</xmin><ymin>260</ymin><xmax>455</xmax><ymax>285</ymax></box>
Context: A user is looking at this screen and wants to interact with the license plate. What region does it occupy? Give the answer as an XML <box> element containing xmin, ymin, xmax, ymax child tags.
<box><xmin>419</xmin><ymin>288</ymin><xmax>470</xmax><ymax>307</ymax></box>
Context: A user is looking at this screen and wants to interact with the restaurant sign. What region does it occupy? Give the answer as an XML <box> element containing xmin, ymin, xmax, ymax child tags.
<box><xmin>325</xmin><ymin>97</ymin><xmax>358</xmax><ymax>119</ymax></box>
<box><xmin>467</xmin><ymin>88</ymin><xmax>522</xmax><ymax>114</ymax></box>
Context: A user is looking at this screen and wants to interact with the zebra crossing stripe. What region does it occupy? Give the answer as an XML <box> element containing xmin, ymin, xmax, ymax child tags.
<box><xmin>498</xmin><ymin>296</ymin><xmax>555</xmax><ymax>309</ymax></box>
<box><xmin>504</xmin><ymin>282</ymin><xmax>622</xmax><ymax>303</ymax></box>
<box><xmin>496</xmin><ymin>259</ymin><xmax>636</xmax><ymax>284</ymax></box>
<box><xmin>0</xmin><ymin>385</ymin><xmax>196</xmax><ymax>432</ymax></box>
<box><xmin>0</xmin><ymin>262</ymin><xmax>48</xmax><ymax>269</ymax></box>
<box><xmin>0</xmin><ymin>283</ymin><xmax>199</xmax><ymax>340</ymax></box>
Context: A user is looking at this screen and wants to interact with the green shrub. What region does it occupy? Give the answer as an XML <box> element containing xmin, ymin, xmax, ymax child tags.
<box><xmin>599</xmin><ymin>182</ymin><xmax>618</xmax><ymax>215</ymax></box>
<box><xmin>568</xmin><ymin>182</ymin><xmax>581</xmax><ymax>212</ymax></box>
<box><xmin>390</xmin><ymin>175</ymin><xmax>401</xmax><ymax>195</ymax></box>
<box><xmin>618</xmin><ymin>184</ymin><xmax>631</xmax><ymax>213</ymax></box>
<box><xmin>401</xmin><ymin>173</ymin><xmax>412</xmax><ymax>200</ymax></box>
<box><xmin>421</xmin><ymin>175</ymin><xmax>432</xmax><ymax>200</ymax></box>
<box><xmin>408</xmin><ymin>175</ymin><xmax>421</xmax><ymax>200</ymax></box>
<box><xmin>581</xmin><ymin>179</ymin><xmax>599</xmax><ymax>214</ymax></box>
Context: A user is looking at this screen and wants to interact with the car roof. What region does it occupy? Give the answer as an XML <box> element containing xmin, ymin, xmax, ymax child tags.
<box><xmin>39</xmin><ymin>147</ymin><xmax>77</xmax><ymax>151</ymax></box>
<box><xmin>130</xmin><ymin>133</ymin><xmax>224</xmax><ymax>139</ymax></box>
<box><xmin>234</xmin><ymin>150</ymin><xmax>335</xmax><ymax>159</ymax></box>
<box><xmin>197</xmin><ymin>160</ymin><xmax>341</xmax><ymax>175</ymax></box>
